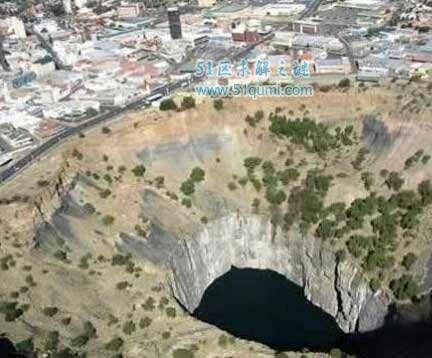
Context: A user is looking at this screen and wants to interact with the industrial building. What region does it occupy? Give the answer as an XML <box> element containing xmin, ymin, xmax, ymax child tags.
<box><xmin>168</xmin><ymin>7</ymin><xmax>182</xmax><ymax>40</ymax></box>
<box><xmin>314</xmin><ymin>57</ymin><xmax>351</xmax><ymax>74</ymax></box>
<box><xmin>10</xmin><ymin>17</ymin><xmax>26</xmax><ymax>39</ymax></box>
<box><xmin>231</xmin><ymin>21</ymin><xmax>260</xmax><ymax>43</ymax></box>
<box><xmin>198</xmin><ymin>0</ymin><xmax>215</xmax><ymax>8</ymax></box>
<box><xmin>117</xmin><ymin>4</ymin><xmax>145</xmax><ymax>18</ymax></box>
<box><xmin>287</xmin><ymin>20</ymin><xmax>321</xmax><ymax>35</ymax></box>
<box><xmin>63</xmin><ymin>0</ymin><xmax>73</xmax><ymax>14</ymax></box>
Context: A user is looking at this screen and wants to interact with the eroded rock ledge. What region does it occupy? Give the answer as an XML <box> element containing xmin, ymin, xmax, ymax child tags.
<box><xmin>168</xmin><ymin>213</ymin><xmax>389</xmax><ymax>333</ymax></box>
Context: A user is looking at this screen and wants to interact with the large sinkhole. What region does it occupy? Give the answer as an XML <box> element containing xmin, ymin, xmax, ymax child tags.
<box><xmin>191</xmin><ymin>267</ymin><xmax>432</xmax><ymax>357</ymax></box>
<box><xmin>169</xmin><ymin>215</ymin><xmax>432</xmax><ymax>356</ymax></box>
<box><xmin>193</xmin><ymin>267</ymin><xmax>344</xmax><ymax>352</ymax></box>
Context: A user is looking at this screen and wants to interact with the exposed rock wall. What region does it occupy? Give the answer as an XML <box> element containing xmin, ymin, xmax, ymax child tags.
<box><xmin>362</xmin><ymin>116</ymin><xmax>416</xmax><ymax>156</ymax></box>
<box><xmin>168</xmin><ymin>213</ymin><xmax>389</xmax><ymax>333</ymax></box>
<box><xmin>31</xmin><ymin>165</ymin><xmax>77</xmax><ymax>230</ymax></box>
<box><xmin>0</xmin><ymin>163</ymin><xmax>76</xmax><ymax>247</ymax></box>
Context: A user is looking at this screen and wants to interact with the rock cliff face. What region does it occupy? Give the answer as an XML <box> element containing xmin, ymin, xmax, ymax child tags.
<box><xmin>168</xmin><ymin>213</ymin><xmax>389</xmax><ymax>333</ymax></box>
<box><xmin>0</xmin><ymin>163</ymin><xmax>76</xmax><ymax>245</ymax></box>
<box><xmin>32</xmin><ymin>165</ymin><xmax>76</xmax><ymax>228</ymax></box>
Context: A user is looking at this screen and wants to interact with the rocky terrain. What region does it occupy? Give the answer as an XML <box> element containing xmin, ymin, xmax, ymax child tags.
<box><xmin>0</xmin><ymin>82</ymin><xmax>432</xmax><ymax>358</ymax></box>
<box><xmin>168</xmin><ymin>213</ymin><xmax>385</xmax><ymax>334</ymax></box>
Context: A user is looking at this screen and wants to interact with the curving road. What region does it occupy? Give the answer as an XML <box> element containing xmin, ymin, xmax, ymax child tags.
<box><xmin>0</xmin><ymin>3</ymin><xmax>315</xmax><ymax>187</ymax></box>
<box><xmin>0</xmin><ymin>82</ymin><xmax>175</xmax><ymax>185</ymax></box>
<box><xmin>0</xmin><ymin>27</ymin><xmax>280</xmax><ymax>187</ymax></box>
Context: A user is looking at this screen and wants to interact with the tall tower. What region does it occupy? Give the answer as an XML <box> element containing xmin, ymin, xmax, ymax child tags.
<box><xmin>167</xmin><ymin>7</ymin><xmax>182</xmax><ymax>40</ymax></box>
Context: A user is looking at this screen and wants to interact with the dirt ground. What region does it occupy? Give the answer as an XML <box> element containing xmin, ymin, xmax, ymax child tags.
<box><xmin>0</xmin><ymin>82</ymin><xmax>431</xmax><ymax>357</ymax></box>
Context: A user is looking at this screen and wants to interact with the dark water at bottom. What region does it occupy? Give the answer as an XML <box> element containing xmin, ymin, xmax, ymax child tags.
<box><xmin>3</xmin><ymin>267</ymin><xmax>432</xmax><ymax>357</ymax></box>
<box><xmin>194</xmin><ymin>267</ymin><xmax>343</xmax><ymax>352</ymax></box>
<box><xmin>194</xmin><ymin>267</ymin><xmax>432</xmax><ymax>358</ymax></box>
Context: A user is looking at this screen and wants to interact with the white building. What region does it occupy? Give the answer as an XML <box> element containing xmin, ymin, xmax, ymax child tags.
<box><xmin>315</xmin><ymin>57</ymin><xmax>351</xmax><ymax>74</ymax></box>
<box><xmin>255</xmin><ymin>3</ymin><xmax>305</xmax><ymax>16</ymax></box>
<box><xmin>10</xmin><ymin>17</ymin><xmax>26</xmax><ymax>39</ymax></box>
<box><xmin>288</xmin><ymin>20</ymin><xmax>320</xmax><ymax>35</ymax></box>
<box><xmin>52</xmin><ymin>41</ymin><xmax>81</xmax><ymax>66</ymax></box>
<box><xmin>63</xmin><ymin>0</ymin><xmax>73</xmax><ymax>14</ymax></box>
<box><xmin>293</xmin><ymin>34</ymin><xmax>345</xmax><ymax>53</ymax></box>
<box><xmin>34</xmin><ymin>20</ymin><xmax>60</xmax><ymax>34</ymax></box>
<box><xmin>1</xmin><ymin>126</ymin><xmax>35</xmax><ymax>148</ymax></box>
<box><xmin>74</xmin><ymin>0</ymin><xmax>88</xmax><ymax>9</ymax></box>
<box><xmin>30</xmin><ymin>57</ymin><xmax>56</xmax><ymax>78</ymax></box>
<box><xmin>43</xmin><ymin>100</ymin><xmax>100</xmax><ymax>120</ymax></box>
<box><xmin>117</xmin><ymin>3</ymin><xmax>145</xmax><ymax>18</ymax></box>
<box><xmin>0</xmin><ymin>112</ymin><xmax>41</xmax><ymax>136</ymax></box>
<box><xmin>272</xmin><ymin>31</ymin><xmax>295</xmax><ymax>47</ymax></box>
<box><xmin>39</xmin><ymin>87</ymin><xmax>62</xmax><ymax>104</ymax></box>
<box><xmin>198</xmin><ymin>0</ymin><xmax>215</xmax><ymax>7</ymax></box>
<box><xmin>358</xmin><ymin>65</ymin><xmax>389</xmax><ymax>77</ymax></box>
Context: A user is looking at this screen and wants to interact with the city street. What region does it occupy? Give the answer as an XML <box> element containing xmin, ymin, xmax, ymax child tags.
<box><xmin>0</xmin><ymin>0</ymin><xmax>324</xmax><ymax>186</ymax></box>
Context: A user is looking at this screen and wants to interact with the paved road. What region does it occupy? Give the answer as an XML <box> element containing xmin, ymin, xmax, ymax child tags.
<box><xmin>0</xmin><ymin>24</ymin><xmax>280</xmax><ymax>187</ymax></box>
<box><xmin>0</xmin><ymin>83</ymin><xmax>173</xmax><ymax>185</ymax></box>
<box><xmin>0</xmin><ymin>0</ymin><xmax>326</xmax><ymax>187</ymax></box>
<box><xmin>0</xmin><ymin>66</ymin><xmax>228</xmax><ymax>185</ymax></box>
